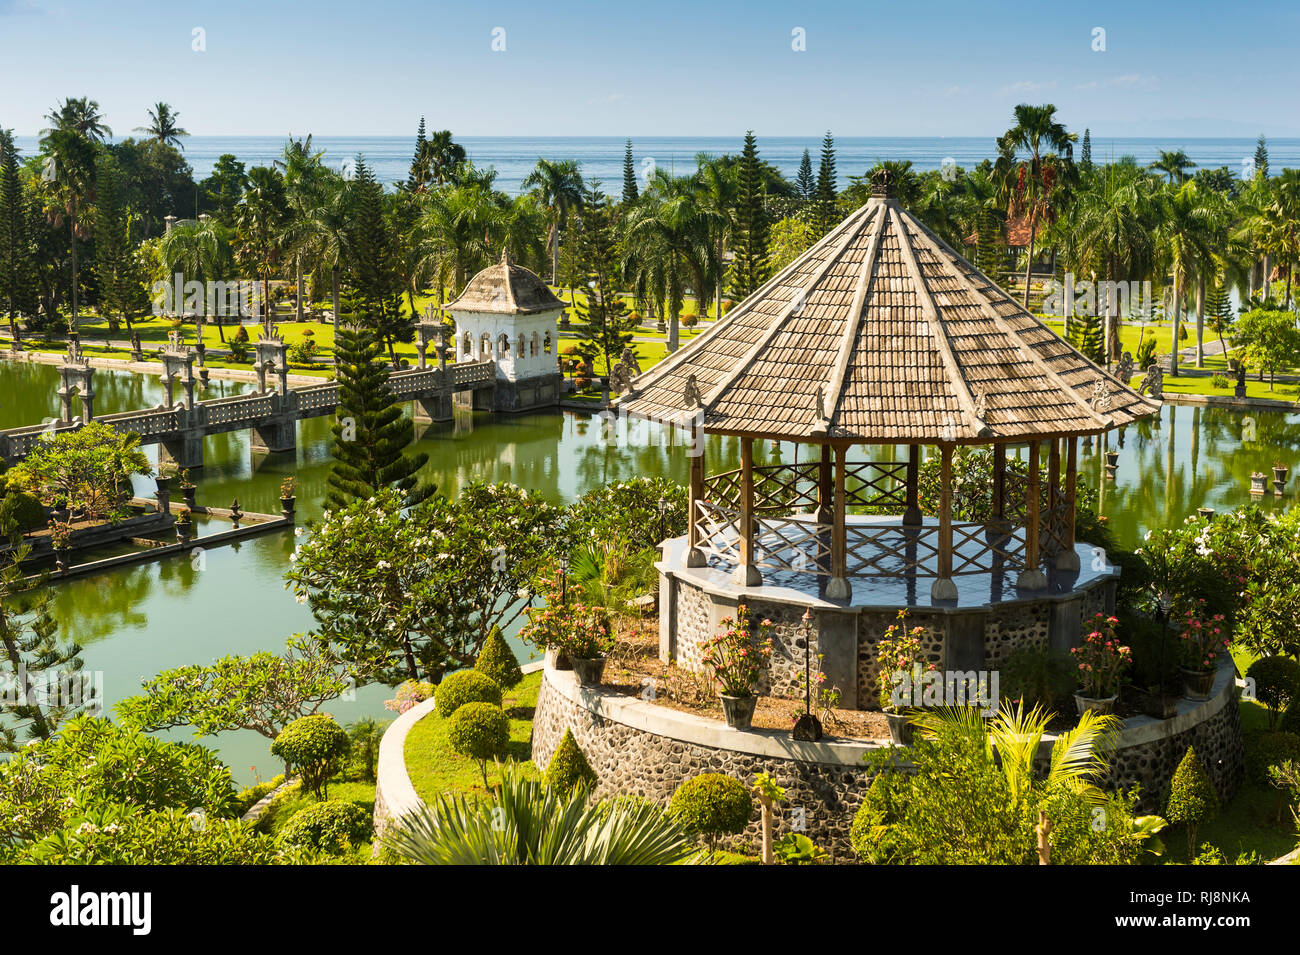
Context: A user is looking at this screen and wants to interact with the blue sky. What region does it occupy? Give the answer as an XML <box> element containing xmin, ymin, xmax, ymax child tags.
<box><xmin>1</xmin><ymin>0</ymin><xmax>1297</xmax><ymax>138</ymax></box>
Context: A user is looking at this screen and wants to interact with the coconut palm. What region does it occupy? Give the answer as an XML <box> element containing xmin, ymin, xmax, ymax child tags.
<box><xmin>416</xmin><ymin>178</ymin><xmax>506</xmax><ymax>296</ymax></box>
<box><xmin>133</xmin><ymin>103</ymin><xmax>189</xmax><ymax>149</ymax></box>
<box><xmin>425</xmin><ymin>130</ymin><xmax>467</xmax><ymax>188</ymax></box>
<box><xmin>275</xmin><ymin>135</ymin><xmax>329</xmax><ymax>323</ymax></box>
<box><xmin>1155</xmin><ymin>182</ymin><xmax>1219</xmax><ymax>375</ymax></box>
<box><xmin>694</xmin><ymin>156</ymin><xmax>736</xmax><ymax>321</ymax></box>
<box><xmin>233</xmin><ymin>166</ymin><xmax>288</xmax><ymax>336</ymax></box>
<box><xmin>37</xmin><ymin>128</ymin><xmax>97</xmax><ymax>334</ymax></box>
<box><xmin>159</xmin><ymin>217</ymin><xmax>233</xmax><ymax>342</ymax></box>
<box><xmin>521</xmin><ymin>158</ymin><xmax>584</xmax><ymax>284</ymax></box>
<box><xmin>1149</xmin><ymin>149</ymin><xmax>1196</xmax><ymax>185</ymax></box>
<box><xmin>41</xmin><ymin>97</ymin><xmax>111</xmax><ymax>143</ymax></box>
<box><xmin>995</xmin><ymin>104</ymin><xmax>1077</xmax><ymax>308</ymax></box>
<box><xmin>384</xmin><ymin>762</ymin><xmax>696</xmax><ymax>865</ymax></box>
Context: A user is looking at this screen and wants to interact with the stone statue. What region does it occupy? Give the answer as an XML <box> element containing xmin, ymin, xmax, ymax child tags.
<box><xmin>1235</xmin><ymin>361</ymin><xmax>1247</xmax><ymax>398</ymax></box>
<box><xmin>610</xmin><ymin>361</ymin><xmax>633</xmax><ymax>395</ymax></box>
<box><xmin>618</xmin><ymin>346</ymin><xmax>641</xmax><ymax>375</ymax></box>
<box><xmin>130</xmin><ymin>331</ymin><xmax>143</xmax><ymax>361</ymax></box>
<box><xmin>683</xmin><ymin>373</ymin><xmax>703</xmax><ymax>409</ymax></box>
<box><xmin>1090</xmin><ymin>378</ymin><xmax>1112</xmax><ymax>412</ymax></box>
<box><xmin>1116</xmin><ymin>351</ymin><xmax>1133</xmax><ymax>383</ymax></box>
<box><xmin>972</xmin><ymin>388</ymin><xmax>987</xmax><ymax>420</ymax></box>
<box><xmin>1137</xmin><ymin>365</ymin><xmax>1163</xmax><ymax>399</ymax></box>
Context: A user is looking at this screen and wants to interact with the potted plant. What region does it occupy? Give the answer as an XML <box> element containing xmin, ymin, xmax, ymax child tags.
<box><xmin>1272</xmin><ymin>460</ymin><xmax>1289</xmax><ymax>495</ymax></box>
<box><xmin>876</xmin><ymin>609</ymin><xmax>933</xmax><ymax>744</ymax></box>
<box><xmin>179</xmin><ymin>469</ymin><xmax>197</xmax><ymax>509</ymax></box>
<box><xmin>520</xmin><ymin>574</ymin><xmax>573</xmax><ymax>670</ymax></box>
<box><xmin>1176</xmin><ymin>599</ymin><xmax>1228</xmax><ymax>701</ymax></box>
<box><xmin>562</xmin><ymin>605</ymin><xmax>614</xmax><ymax>687</ymax></box>
<box><xmin>1070</xmin><ymin>613</ymin><xmax>1132</xmax><ymax>716</ymax></box>
<box><xmin>175</xmin><ymin>506</ymin><xmax>193</xmax><ymax>544</ymax></box>
<box><xmin>48</xmin><ymin>518</ymin><xmax>71</xmax><ymax>571</ymax></box>
<box><xmin>280</xmin><ymin>476</ymin><xmax>297</xmax><ymax>518</ymax></box>
<box><xmin>701</xmin><ymin>604</ymin><xmax>773</xmax><ymax>730</ymax></box>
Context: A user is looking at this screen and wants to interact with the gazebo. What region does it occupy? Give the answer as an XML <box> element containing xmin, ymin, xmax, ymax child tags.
<box><xmin>614</xmin><ymin>178</ymin><xmax>1159</xmax><ymax>703</ymax></box>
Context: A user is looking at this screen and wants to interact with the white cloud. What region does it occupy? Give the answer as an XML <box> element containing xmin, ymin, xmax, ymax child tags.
<box><xmin>999</xmin><ymin>80</ymin><xmax>1058</xmax><ymax>95</ymax></box>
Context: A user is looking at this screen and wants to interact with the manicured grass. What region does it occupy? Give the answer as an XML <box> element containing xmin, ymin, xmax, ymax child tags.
<box><xmin>404</xmin><ymin>670</ymin><xmax>543</xmax><ymax>804</ymax></box>
<box><xmin>252</xmin><ymin>777</ymin><xmax>378</xmax><ymax>864</ymax></box>
<box><xmin>1130</xmin><ymin>373</ymin><xmax>1299</xmax><ymax>401</ymax></box>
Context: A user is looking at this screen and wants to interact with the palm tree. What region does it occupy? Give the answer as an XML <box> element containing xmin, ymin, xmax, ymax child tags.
<box><xmin>384</xmin><ymin>762</ymin><xmax>696</xmax><ymax>865</ymax></box>
<box><xmin>41</xmin><ymin>97</ymin><xmax>111</xmax><ymax>143</ymax></box>
<box><xmin>233</xmin><ymin>166</ymin><xmax>288</xmax><ymax>336</ymax></box>
<box><xmin>695</xmin><ymin>156</ymin><xmax>736</xmax><ymax>321</ymax></box>
<box><xmin>159</xmin><ymin>217</ymin><xmax>232</xmax><ymax>342</ymax></box>
<box><xmin>415</xmin><ymin>175</ymin><xmax>506</xmax><ymax>297</ymax></box>
<box><xmin>275</xmin><ymin>135</ymin><xmax>328</xmax><ymax>323</ymax></box>
<box><xmin>133</xmin><ymin>103</ymin><xmax>189</xmax><ymax>149</ymax></box>
<box><xmin>521</xmin><ymin>158</ymin><xmax>584</xmax><ymax>284</ymax></box>
<box><xmin>1149</xmin><ymin>149</ymin><xmax>1196</xmax><ymax>185</ymax></box>
<box><xmin>37</xmin><ymin>129</ymin><xmax>97</xmax><ymax>334</ymax></box>
<box><xmin>1155</xmin><ymin>182</ymin><xmax>1218</xmax><ymax>375</ymax></box>
<box><xmin>424</xmin><ymin>130</ymin><xmax>466</xmax><ymax>188</ymax></box>
<box><xmin>295</xmin><ymin>176</ymin><xmax>351</xmax><ymax>325</ymax></box>
<box><xmin>996</xmin><ymin>104</ymin><xmax>1077</xmax><ymax>308</ymax></box>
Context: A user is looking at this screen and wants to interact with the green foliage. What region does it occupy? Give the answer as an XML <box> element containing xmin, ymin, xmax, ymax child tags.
<box><xmin>474</xmin><ymin>626</ymin><xmax>522</xmax><ymax>690</ymax></box>
<box><xmin>728</xmin><ymin>131</ymin><xmax>769</xmax><ymax>299</ymax></box>
<box><xmin>1232</xmin><ymin>308</ymin><xmax>1300</xmax><ymax>387</ymax></box>
<box><xmin>326</xmin><ymin>325</ymin><xmax>432</xmax><ymax>510</ymax></box>
<box><xmin>1165</xmin><ymin>746</ymin><xmax>1219</xmax><ymax>854</ymax></box>
<box><xmin>574</xmin><ymin>187</ymin><xmax>637</xmax><ymax>378</ymax></box>
<box><xmin>1001</xmin><ymin>644</ymin><xmax>1076</xmax><ymax>712</ymax></box>
<box><xmin>277</xmin><ymin>799</ymin><xmax>372</xmax><ymax>855</ymax></box>
<box><xmin>10</xmin><ymin>421</ymin><xmax>151</xmax><ymax>519</ymax></box>
<box><xmin>1244</xmin><ymin>731</ymin><xmax>1300</xmax><ymax>787</ymax></box>
<box><xmin>387</xmin><ymin>762</ymin><xmax>692</xmax><ymax>865</ymax></box>
<box><xmin>344</xmin><ymin>718</ymin><xmax>387</xmax><ymax>783</ymax></box>
<box><xmin>447</xmin><ymin>702</ymin><xmax>510</xmax><ymax>788</ymax></box>
<box><xmin>1280</xmin><ymin>699</ymin><xmax>1300</xmax><ymax>737</ymax></box>
<box><xmin>436</xmin><ymin>670</ymin><xmax>503</xmax><ymax>719</ymax></box>
<box><xmin>1245</xmin><ymin>656</ymin><xmax>1300</xmax><ymax>729</ymax></box>
<box><xmin>116</xmin><ymin>635</ymin><xmax>355</xmax><ymax>740</ymax></box>
<box><xmin>233</xmin><ymin>774</ymin><xmax>286</xmax><ymax>817</ymax></box>
<box><xmin>566</xmin><ymin>477</ymin><xmax>687</xmax><ymax>553</ymax></box>
<box><xmin>773</xmin><ymin>832</ymin><xmax>827</xmax><ymax>864</ymax></box>
<box><xmin>1135</xmin><ymin>333</ymin><xmax>1158</xmax><ymax>371</ymax></box>
<box><xmin>546</xmin><ymin>728</ymin><xmax>597</xmax><ymax>795</ymax></box>
<box><xmin>766</xmin><ymin>216</ymin><xmax>815</xmax><ymax>275</ymax></box>
<box><xmin>668</xmin><ymin>773</ymin><xmax>752</xmax><ymax>851</ymax></box>
<box><xmin>270</xmin><ymin>714</ymin><xmax>350</xmax><ymax>799</ymax></box>
<box><xmin>287</xmin><ymin>484</ymin><xmax>562</xmax><ymax>684</ymax></box>
<box><xmin>0</xmin><ymin>488</ymin><xmax>47</xmax><ymax>531</ymax></box>
<box><xmin>1068</xmin><ymin>312</ymin><xmax>1105</xmax><ymax>363</ymax></box>
<box><xmin>0</xmin><ymin>716</ymin><xmax>237</xmax><ymax>846</ymax></box>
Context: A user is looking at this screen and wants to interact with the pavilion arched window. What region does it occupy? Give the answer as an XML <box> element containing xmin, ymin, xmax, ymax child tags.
<box><xmin>499</xmin><ymin>333</ymin><xmax>510</xmax><ymax>356</ymax></box>
<box><xmin>530</xmin><ymin>332</ymin><xmax>539</xmax><ymax>357</ymax></box>
<box><xmin>544</xmin><ymin>331</ymin><xmax>552</xmax><ymax>354</ymax></box>
<box><xmin>462</xmin><ymin>332</ymin><xmax>472</xmax><ymax>358</ymax></box>
<box><xmin>481</xmin><ymin>332</ymin><xmax>491</xmax><ymax>358</ymax></box>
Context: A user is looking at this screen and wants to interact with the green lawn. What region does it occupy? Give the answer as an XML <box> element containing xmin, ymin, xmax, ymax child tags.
<box><xmin>404</xmin><ymin>670</ymin><xmax>543</xmax><ymax>804</ymax></box>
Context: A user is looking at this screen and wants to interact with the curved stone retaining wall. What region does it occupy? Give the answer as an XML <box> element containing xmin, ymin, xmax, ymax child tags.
<box><xmin>532</xmin><ymin>656</ymin><xmax>1244</xmax><ymax>860</ymax></box>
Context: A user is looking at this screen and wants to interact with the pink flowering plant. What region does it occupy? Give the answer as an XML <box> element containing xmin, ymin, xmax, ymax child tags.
<box><xmin>875</xmin><ymin>610</ymin><xmax>935</xmax><ymax>712</ymax></box>
<box><xmin>701</xmin><ymin>604</ymin><xmax>773</xmax><ymax>697</ymax></box>
<box><xmin>1071</xmin><ymin>613</ymin><xmax>1132</xmax><ymax>698</ymax></box>
<box><xmin>1177</xmin><ymin>599</ymin><xmax>1229</xmax><ymax>671</ymax></box>
<box><xmin>520</xmin><ymin>587</ymin><xmax>613</xmax><ymax>660</ymax></box>
<box><xmin>385</xmin><ymin>680</ymin><xmax>436</xmax><ymax>714</ymax></box>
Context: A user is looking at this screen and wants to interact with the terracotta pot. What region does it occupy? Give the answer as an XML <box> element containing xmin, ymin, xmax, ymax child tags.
<box><xmin>720</xmin><ymin>693</ymin><xmax>756</xmax><ymax>730</ymax></box>
<box><xmin>1179</xmin><ymin>666</ymin><xmax>1215</xmax><ymax>702</ymax></box>
<box><xmin>570</xmin><ymin>655</ymin><xmax>606</xmax><ymax>687</ymax></box>
<box><xmin>884</xmin><ymin>710</ymin><xmax>913</xmax><ymax>745</ymax></box>
<box><xmin>1073</xmin><ymin>692</ymin><xmax>1118</xmax><ymax>716</ymax></box>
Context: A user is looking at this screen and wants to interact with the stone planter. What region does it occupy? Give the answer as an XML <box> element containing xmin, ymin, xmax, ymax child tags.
<box><xmin>1273</xmin><ymin>467</ymin><xmax>1288</xmax><ymax>496</ymax></box>
<box><xmin>1250</xmin><ymin>472</ymin><xmax>1267</xmax><ymax>495</ymax></box>
<box><xmin>280</xmin><ymin>495</ymin><xmax>296</xmax><ymax>520</ymax></box>
<box><xmin>181</xmin><ymin>485</ymin><xmax>197</xmax><ymax>509</ymax></box>
<box><xmin>884</xmin><ymin>710</ymin><xmax>913</xmax><ymax>745</ymax></box>
<box><xmin>719</xmin><ymin>693</ymin><xmax>757</xmax><ymax>731</ymax></box>
<box><xmin>1105</xmin><ymin>450</ymin><xmax>1119</xmax><ymax>468</ymax></box>
<box><xmin>176</xmin><ymin>519</ymin><xmax>193</xmax><ymax>545</ymax></box>
<box><xmin>54</xmin><ymin>548</ymin><xmax>70</xmax><ymax>573</ymax></box>
<box><xmin>545</xmin><ymin>647</ymin><xmax>571</xmax><ymax>671</ymax></box>
<box><xmin>1073</xmin><ymin>692</ymin><xmax>1118</xmax><ymax>717</ymax></box>
<box><xmin>1179</xmin><ymin>666</ymin><xmax>1215</xmax><ymax>702</ymax></box>
<box><xmin>570</xmin><ymin>655</ymin><xmax>606</xmax><ymax>687</ymax></box>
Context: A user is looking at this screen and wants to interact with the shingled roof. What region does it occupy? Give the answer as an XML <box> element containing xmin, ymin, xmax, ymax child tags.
<box><xmin>616</xmin><ymin>195</ymin><xmax>1160</xmax><ymax>443</ymax></box>
<box><xmin>446</xmin><ymin>251</ymin><xmax>566</xmax><ymax>315</ymax></box>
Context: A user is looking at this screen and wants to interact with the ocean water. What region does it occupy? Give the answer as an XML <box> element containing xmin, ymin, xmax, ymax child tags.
<box><xmin>12</xmin><ymin>134</ymin><xmax>1300</xmax><ymax>195</ymax></box>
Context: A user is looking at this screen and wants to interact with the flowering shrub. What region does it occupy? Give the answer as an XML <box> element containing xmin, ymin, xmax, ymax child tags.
<box><xmin>519</xmin><ymin>593</ymin><xmax>613</xmax><ymax>659</ymax></box>
<box><xmin>384</xmin><ymin>680</ymin><xmax>436</xmax><ymax>714</ymax></box>
<box><xmin>793</xmin><ymin>654</ymin><xmax>842</xmax><ymax>725</ymax></box>
<box><xmin>1071</xmin><ymin>614</ymin><xmax>1132</xmax><ymax>698</ymax></box>
<box><xmin>701</xmin><ymin>605</ymin><xmax>773</xmax><ymax>697</ymax></box>
<box><xmin>875</xmin><ymin>610</ymin><xmax>934</xmax><ymax>712</ymax></box>
<box><xmin>1176</xmin><ymin>600</ymin><xmax>1229</xmax><ymax>671</ymax></box>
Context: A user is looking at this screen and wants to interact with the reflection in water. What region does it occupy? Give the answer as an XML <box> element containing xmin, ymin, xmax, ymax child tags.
<box><xmin>3</xmin><ymin>358</ymin><xmax>1298</xmax><ymax>778</ymax></box>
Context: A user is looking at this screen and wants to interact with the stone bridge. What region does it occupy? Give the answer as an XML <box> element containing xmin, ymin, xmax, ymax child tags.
<box><xmin>0</xmin><ymin>328</ymin><xmax>497</xmax><ymax>469</ymax></box>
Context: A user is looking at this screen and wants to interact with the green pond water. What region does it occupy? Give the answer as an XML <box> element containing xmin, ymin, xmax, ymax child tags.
<box><xmin>1</xmin><ymin>359</ymin><xmax>1297</xmax><ymax>782</ymax></box>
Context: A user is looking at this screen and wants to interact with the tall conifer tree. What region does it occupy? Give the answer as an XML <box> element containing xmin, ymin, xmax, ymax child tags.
<box><xmin>621</xmin><ymin>139</ymin><xmax>639</xmax><ymax>205</ymax></box>
<box><xmin>0</xmin><ymin>129</ymin><xmax>35</xmax><ymax>341</ymax></box>
<box><xmin>796</xmin><ymin>148</ymin><xmax>815</xmax><ymax>202</ymax></box>
<box><xmin>1080</xmin><ymin>129</ymin><xmax>1092</xmax><ymax>171</ymax></box>
<box><xmin>326</xmin><ymin>325</ymin><xmax>434</xmax><ymax>511</ymax></box>
<box><xmin>346</xmin><ymin>156</ymin><xmax>409</xmax><ymax>362</ymax></box>
<box><xmin>729</xmin><ymin>131</ymin><xmax>769</xmax><ymax>299</ymax></box>
<box><xmin>814</xmin><ymin>131</ymin><xmax>838</xmax><ymax>237</ymax></box>
<box><xmin>93</xmin><ymin>151</ymin><xmax>145</xmax><ymax>334</ymax></box>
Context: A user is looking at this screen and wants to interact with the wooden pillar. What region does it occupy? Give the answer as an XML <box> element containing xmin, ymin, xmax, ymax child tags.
<box><xmin>1057</xmin><ymin>436</ymin><xmax>1081</xmax><ymax>571</ymax></box>
<box><xmin>992</xmin><ymin>444</ymin><xmax>1007</xmax><ymax>524</ymax></box>
<box><xmin>826</xmin><ymin>444</ymin><xmax>851</xmax><ymax>600</ymax></box>
<box><xmin>683</xmin><ymin>426</ymin><xmax>706</xmax><ymax>567</ymax></box>
<box><xmin>1047</xmin><ymin>438</ymin><xmax>1061</xmax><ymax>557</ymax></box>
<box><xmin>816</xmin><ymin>443</ymin><xmax>833</xmax><ymax>524</ymax></box>
<box><xmin>903</xmin><ymin>444</ymin><xmax>922</xmax><ymax>526</ymax></box>
<box><xmin>932</xmin><ymin>445</ymin><xmax>958</xmax><ymax>601</ymax></box>
<box><xmin>734</xmin><ymin>436</ymin><xmax>762</xmax><ymax>586</ymax></box>
<box><xmin>1017</xmin><ymin>440</ymin><xmax>1048</xmax><ymax>589</ymax></box>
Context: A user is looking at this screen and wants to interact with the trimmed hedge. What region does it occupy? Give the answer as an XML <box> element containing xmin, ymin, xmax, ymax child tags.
<box><xmin>436</xmin><ymin>670</ymin><xmax>502</xmax><ymax>719</ymax></box>
<box><xmin>668</xmin><ymin>773</ymin><xmax>752</xmax><ymax>849</ymax></box>
<box><xmin>448</xmin><ymin>702</ymin><xmax>510</xmax><ymax>769</ymax></box>
<box><xmin>1165</xmin><ymin>746</ymin><xmax>1219</xmax><ymax>855</ymax></box>
<box><xmin>277</xmin><ymin>799</ymin><xmax>372</xmax><ymax>855</ymax></box>
<box><xmin>1244</xmin><ymin>731</ymin><xmax>1300</xmax><ymax>786</ymax></box>
<box><xmin>546</xmin><ymin>728</ymin><xmax>597</xmax><ymax>794</ymax></box>
<box><xmin>270</xmin><ymin>715</ymin><xmax>350</xmax><ymax>799</ymax></box>
<box><xmin>1246</xmin><ymin>656</ymin><xmax>1300</xmax><ymax>728</ymax></box>
<box><xmin>475</xmin><ymin>627</ymin><xmax>523</xmax><ymax>690</ymax></box>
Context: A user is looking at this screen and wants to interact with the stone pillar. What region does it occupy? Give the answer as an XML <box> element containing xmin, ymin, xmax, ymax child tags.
<box><xmin>826</xmin><ymin>444</ymin><xmax>851</xmax><ymax>601</ymax></box>
<box><xmin>1057</xmin><ymin>436</ymin><xmax>1081</xmax><ymax>571</ymax></box>
<box><xmin>733</xmin><ymin>436</ymin><xmax>762</xmax><ymax>587</ymax></box>
<box><xmin>253</xmin><ymin>337</ymin><xmax>288</xmax><ymax>395</ymax></box>
<box><xmin>1018</xmin><ymin>441</ymin><xmax>1048</xmax><ymax>590</ymax></box>
<box><xmin>159</xmin><ymin>434</ymin><xmax>203</xmax><ymax>470</ymax></box>
<box><xmin>250</xmin><ymin>418</ymin><xmax>296</xmax><ymax>455</ymax></box>
<box><xmin>903</xmin><ymin>444</ymin><xmax>922</xmax><ymax>526</ymax></box>
<box><xmin>684</xmin><ymin>429</ymin><xmax>706</xmax><ymax>568</ymax></box>
<box><xmin>412</xmin><ymin>394</ymin><xmax>453</xmax><ymax>423</ymax></box>
<box><xmin>154</xmin><ymin>475</ymin><xmax>172</xmax><ymax>514</ymax></box>
<box><xmin>932</xmin><ymin>444</ymin><xmax>958</xmax><ymax>601</ymax></box>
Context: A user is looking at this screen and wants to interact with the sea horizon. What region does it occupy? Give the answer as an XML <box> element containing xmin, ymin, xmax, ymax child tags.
<box><xmin>12</xmin><ymin>134</ymin><xmax>1300</xmax><ymax>196</ymax></box>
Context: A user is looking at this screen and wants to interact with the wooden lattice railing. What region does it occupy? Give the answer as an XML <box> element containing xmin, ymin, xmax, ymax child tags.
<box><xmin>701</xmin><ymin>460</ymin><xmax>911</xmax><ymax>515</ymax></box>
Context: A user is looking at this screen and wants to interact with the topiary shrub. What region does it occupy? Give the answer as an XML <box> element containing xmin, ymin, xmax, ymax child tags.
<box><xmin>1165</xmin><ymin>746</ymin><xmax>1219</xmax><ymax>857</ymax></box>
<box><xmin>1244</xmin><ymin>731</ymin><xmax>1300</xmax><ymax>787</ymax></box>
<box><xmin>270</xmin><ymin>715</ymin><xmax>350</xmax><ymax>799</ymax></box>
<box><xmin>0</xmin><ymin>489</ymin><xmax>47</xmax><ymax>532</ymax></box>
<box><xmin>435</xmin><ymin>670</ymin><xmax>502</xmax><ymax>719</ymax></box>
<box><xmin>475</xmin><ymin>626</ymin><xmax>522</xmax><ymax>690</ymax></box>
<box><xmin>277</xmin><ymin>799</ymin><xmax>372</xmax><ymax>855</ymax></box>
<box><xmin>448</xmin><ymin>702</ymin><xmax>510</xmax><ymax>788</ymax></box>
<box><xmin>1280</xmin><ymin>699</ymin><xmax>1300</xmax><ymax>736</ymax></box>
<box><xmin>1246</xmin><ymin>656</ymin><xmax>1300</xmax><ymax>729</ymax></box>
<box><xmin>546</xmin><ymin>728</ymin><xmax>597</xmax><ymax>795</ymax></box>
<box><xmin>668</xmin><ymin>773</ymin><xmax>752</xmax><ymax>855</ymax></box>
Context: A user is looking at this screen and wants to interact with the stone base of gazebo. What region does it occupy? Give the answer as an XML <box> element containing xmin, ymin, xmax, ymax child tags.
<box><xmin>656</xmin><ymin>525</ymin><xmax>1118</xmax><ymax>710</ymax></box>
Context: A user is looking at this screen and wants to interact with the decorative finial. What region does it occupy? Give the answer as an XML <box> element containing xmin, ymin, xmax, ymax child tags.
<box><xmin>973</xmin><ymin>388</ymin><xmax>987</xmax><ymax>420</ymax></box>
<box><xmin>815</xmin><ymin>386</ymin><xmax>826</xmax><ymax>422</ymax></box>
<box><xmin>1090</xmin><ymin>378</ymin><xmax>1112</xmax><ymax>412</ymax></box>
<box><xmin>869</xmin><ymin>167</ymin><xmax>894</xmax><ymax>198</ymax></box>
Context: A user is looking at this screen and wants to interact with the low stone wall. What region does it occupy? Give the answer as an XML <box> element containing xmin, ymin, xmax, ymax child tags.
<box><xmin>532</xmin><ymin>655</ymin><xmax>1245</xmax><ymax>861</ymax></box>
